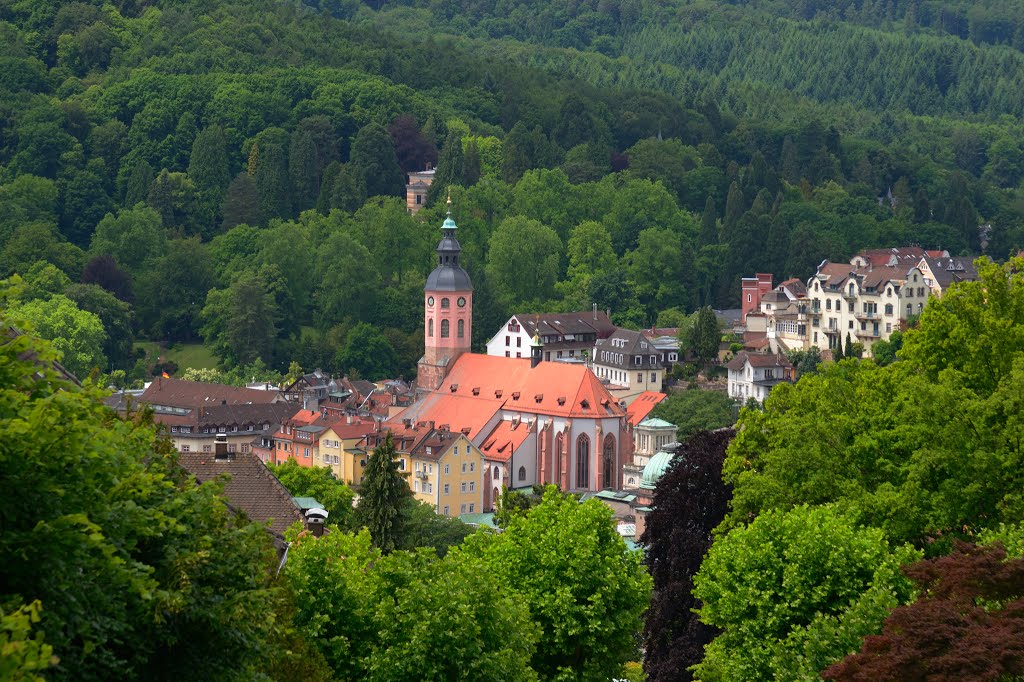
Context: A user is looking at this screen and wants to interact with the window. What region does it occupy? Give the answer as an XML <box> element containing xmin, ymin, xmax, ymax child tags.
<box><xmin>637</xmin><ymin>373</ymin><xmax>642</xmax><ymax>383</ymax></box>
<box><xmin>516</xmin><ymin>352</ymin><xmax>521</xmax><ymax>358</ymax></box>
<box><xmin>398</xmin><ymin>459</ymin><xmax>406</xmax><ymax>470</ymax></box>
<box><xmin>469</xmin><ymin>462</ymin><xmax>475</xmax><ymax>472</ymax></box>
<box><xmin>203</xmin><ymin>445</ymin><xmax>212</xmax><ymax>453</ymax></box>
<box><xmin>427</xmin><ymin>483</ymin><xmax>432</xmax><ymax>493</ymax></box>
<box><xmin>428</xmin><ymin>318</ymin><xmax>433</xmax><ymax>337</ymax></box>
<box><xmin>171</xmin><ymin>426</ymin><xmax>179</xmax><ymax>433</ymax></box>
<box><xmin>414</xmin><ymin>481</ymin><xmax>420</xmax><ymax>492</ymax></box>
<box><xmin>461</xmin><ymin>462</ymin><xmax>466</xmax><ymax>473</ymax></box>
<box><xmin>493</xmin><ymin>466</ymin><xmax>500</xmax><ymax>480</ymax></box>
<box><xmin>516</xmin><ymin>337</ymin><xmax>521</xmax><ymax>347</ymax></box>
<box><xmin>576</xmin><ymin>435</ymin><xmax>590</xmax><ymax>489</ymax></box>
<box><xmin>885</xmin><ymin>303</ymin><xmax>893</xmax><ymax>316</ymax></box>
<box><xmin>304</xmin><ymin>448</ymin><xmax>310</xmax><ymax>458</ymax></box>
<box><xmin>428</xmin><ymin>464</ymin><xmax>433</xmax><ymax>474</ymax></box>
<box><xmin>469</xmin><ymin>503</ymin><xmax>475</xmax><ymax>513</ymax></box>
<box><xmin>457</xmin><ymin>319</ymin><xmax>465</xmax><ymax>338</ymax></box>
<box><xmin>461</xmin><ymin>482</ymin><xmax>467</xmax><ymax>493</ymax></box>
<box><xmin>241</xmin><ymin>444</ymin><xmax>249</xmax><ymax>453</ymax></box>
<box><xmin>650</xmin><ymin>372</ymin><xmax>657</xmax><ymax>382</ymax></box>
<box><xmin>907</xmin><ymin>303</ymin><xmax>913</xmax><ymax>315</ymax></box>
<box><xmin>469</xmin><ymin>481</ymin><xmax>475</xmax><ymax>492</ymax></box>
<box><xmin>181</xmin><ymin>445</ymin><xmax>190</xmax><ymax>452</ymax></box>
<box><xmin>228</xmin><ymin>444</ymin><xmax>236</xmax><ymax>453</ymax></box>
<box><xmin>849</xmin><ymin>320</ymin><xmax>854</xmax><ymax>328</ymax></box>
<box><xmin>416</xmin><ymin>194</ymin><xmax>422</xmax><ymax>205</ymax></box>
<box><xmin>747</xmin><ymin>293</ymin><xmax>751</xmax><ymax>302</ymax></box>
<box><xmin>444</xmin><ymin>484</ymin><xmax>450</xmax><ymax>495</ymax></box>
<box><xmin>441</xmin><ymin>319</ymin><xmax>450</xmax><ymax>338</ymax></box>
<box><xmin>826</xmin><ymin>299</ymin><xmax>832</xmax><ymax>311</ymax></box>
<box><xmin>505</xmin><ymin>351</ymin><xmax>510</xmax><ymax>357</ymax></box>
<box><xmin>444</xmin><ymin>464</ymin><xmax>450</xmax><ymax>474</ymax></box>
<box><xmin>454</xmin><ymin>446</ymin><xmax>459</xmax><ymax>455</ymax></box>
<box><xmin>443</xmin><ymin>505</ymin><xmax>450</xmax><ymax>516</ymax></box>
<box><xmin>440</xmin><ymin>297</ymin><xmax>450</xmax><ymax>308</ymax></box>
<box><xmin>460</xmin><ymin>504</ymin><xmax>467</xmax><ymax>514</ymax></box>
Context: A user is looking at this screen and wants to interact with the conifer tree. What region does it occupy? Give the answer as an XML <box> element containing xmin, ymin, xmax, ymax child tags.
<box><xmin>316</xmin><ymin>161</ymin><xmax>341</xmax><ymax>215</ymax></box>
<box><xmin>464</xmin><ymin>137</ymin><xmax>481</xmax><ymax>185</ymax></box>
<box><xmin>699</xmin><ymin>195</ymin><xmax>718</xmax><ymax>246</ymax></box>
<box><xmin>833</xmin><ymin>338</ymin><xmax>845</xmax><ymax>361</ymax></box>
<box><xmin>355</xmin><ymin>432</ymin><xmax>411</xmax><ymax>553</ymax></box>
<box><xmin>255</xmin><ymin>143</ymin><xmax>290</xmax><ymax>224</ymax></box>
<box><xmin>350</xmin><ymin>123</ymin><xmax>404</xmax><ymax>199</ymax></box>
<box><xmin>780</xmin><ymin>136</ymin><xmax>801</xmax><ymax>184</ymax></box>
<box><xmin>188</xmin><ymin>125</ymin><xmax>231</xmax><ymax>198</ymax></box>
<box><xmin>123</xmin><ymin>158</ymin><xmax>154</xmax><ymax>206</ymax></box>
<box><xmin>722</xmin><ymin>181</ymin><xmax>744</xmax><ymax>235</ymax></box>
<box><xmin>330</xmin><ymin>162</ymin><xmax>367</xmax><ymax>213</ymax></box>
<box><xmin>428</xmin><ymin>133</ymin><xmax>464</xmax><ymax>204</ymax></box>
<box><xmin>289</xmin><ymin>129</ymin><xmax>319</xmax><ymax>213</ymax></box>
<box><xmin>844</xmin><ymin>332</ymin><xmax>854</xmax><ymax>359</ymax></box>
<box><xmin>221</xmin><ymin>172</ymin><xmax>259</xmax><ymax>229</ymax></box>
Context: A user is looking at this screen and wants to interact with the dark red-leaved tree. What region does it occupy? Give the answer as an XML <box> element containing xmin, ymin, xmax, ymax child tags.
<box><xmin>640</xmin><ymin>428</ymin><xmax>735</xmax><ymax>682</ymax></box>
<box><xmin>81</xmin><ymin>254</ymin><xmax>134</xmax><ymax>303</ymax></box>
<box><xmin>823</xmin><ymin>541</ymin><xmax>1024</xmax><ymax>681</ymax></box>
<box><xmin>388</xmin><ymin>114</ymin><xmax>437</xmax><ymax>174</ymax></box>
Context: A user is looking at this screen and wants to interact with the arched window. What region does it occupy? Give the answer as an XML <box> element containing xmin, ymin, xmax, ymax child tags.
<box><xmin>493</xmin><ymin>466</ymin><xmax>500</xmax><ymax>480</ymax></box>
<box><xmin>457</xmin><ymin>319</ymin><xmax>465</xmax><ymax>338</ymax></box>
<box><xmin>440</xmin><ymin>297</ymin><xmax>450</xmax><ymax>309</ymax></box>
<box><xmin>555</xmin><ymin>433</ymin><xmax>564</xmax><ymax>485</ymax></box>
<box><xmin>441</xmin><ymin>319</ymin><xmax>450</xmax><ymax>338</ymax></box>
<box><xmin>428</xmin><ymin>318</ymin><xmax>433</xmax><ymax>337</ymax></box>
<box><xmin>576</xmin><ymin>435</ymin><xmax>590</xmax><ymax>489</ymax></box>
<box><xmin>518</xmin><ymin>466</ymin><xmax>526</xmax><ymax>481</ymax></box>
<box><xmin>602</xmin><ymin>434</ymin><xmax>615</xmax><ymax>489</ymax></box>
<box><xmin>492</xmin><ymin>487</ymin><xmax>499</xmax><ymax>507</ymax></box>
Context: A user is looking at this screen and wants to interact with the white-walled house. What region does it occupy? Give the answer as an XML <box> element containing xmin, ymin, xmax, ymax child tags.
<box><xmin>726</xmin><ymin>352</ymin><xmax>793</xmax><ymax>404</ymax></box>
<box><xmin>485</xmin><ymin>311</ymin><xmax>616</xmax><ymax>362</ymax></box>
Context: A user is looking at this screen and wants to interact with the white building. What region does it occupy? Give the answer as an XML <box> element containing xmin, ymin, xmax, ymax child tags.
<box><xmin>726</xmin><ymin>351</ymin><xmax>793</xmax><ymax>403</ymax></box>
<box><xmin>592</xmin><ymin>328</ymin><xmax>665</xmax><ymax>397</ymax></box>
<box><xmin>485</xmin><ymin>311</ymin><xmax>616</xmax><ymax>362</ymax></box>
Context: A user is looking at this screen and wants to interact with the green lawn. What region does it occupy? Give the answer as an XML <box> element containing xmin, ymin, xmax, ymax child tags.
<box><xmin>135</xmin><ymin>340</ymin><xmax>219</xmax><ymax>371</ymax></box>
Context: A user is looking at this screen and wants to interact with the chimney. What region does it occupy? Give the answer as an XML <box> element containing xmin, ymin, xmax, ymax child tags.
<box><xmin>214</xmin><ymin>433</ymin><xmax>230</xmax><ymax>460</ymax></box>
<box><xmin>593</xmin><ymin>302</ymin><xmax>598</xmax><ymax>320</ymax></box>
<box><xmin>305</xmin><ymin>508</ymin><xmax>328</xmax><ymax>538</ymax></box>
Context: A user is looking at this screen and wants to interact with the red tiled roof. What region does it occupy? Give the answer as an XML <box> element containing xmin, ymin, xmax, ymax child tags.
<box><xmin>140</xmin><ymin>377</ymin><xmax>280</xmax><ymax>408</ymax></box>
<box><xmin>438</xmin><ymin>355</ymin><xmax>624</xmax><ymax>419</ymax></box>
<box><xmin>479</xmin><ymin>420</ymin><xmax>532</xmax><ymax>462</ymax></box>
<box><xmin>726</xmin><ymin>351</ymin><xmax>793</xmax><ymax>371</ymax></box>
<box><xmin>624</xmin><ymin>391</ymin><xmax>666</xmax><ymax>425</ymax></box>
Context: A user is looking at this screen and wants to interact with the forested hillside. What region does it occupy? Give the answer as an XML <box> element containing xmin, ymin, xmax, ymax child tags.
<box><xmin>2</xmin><ymin>0</ymin><xmax>1023</xmax><ymax>383</ymax></box>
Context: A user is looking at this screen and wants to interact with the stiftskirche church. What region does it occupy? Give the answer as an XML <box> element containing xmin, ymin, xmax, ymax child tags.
<box><xmin>394</xmin><ymin>199</ymin><xmax>633</xmax><ymax>502</ymax></box>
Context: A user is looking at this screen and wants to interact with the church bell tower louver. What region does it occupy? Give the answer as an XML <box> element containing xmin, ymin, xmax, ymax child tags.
<box><xmin>418</xmin><ymin>194</ymin><xmax>473</xmax><ymax>390</ymax></box>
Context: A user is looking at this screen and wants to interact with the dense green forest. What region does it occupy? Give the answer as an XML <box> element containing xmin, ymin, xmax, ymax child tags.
<box><xmin>2</xmin><ymin>0</ymin><xmax>1023</xmax><ymax>383</ymax></box>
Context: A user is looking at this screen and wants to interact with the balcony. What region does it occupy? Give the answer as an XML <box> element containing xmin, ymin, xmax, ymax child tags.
<box><xmin>416</xmin><ymin>470</ymin><xmax>429</xmax><ymax>480</ymax></box>
<box><xmin>823</xmin><ymin>325</ymin><xmax>841</xmax><ymax>335</ymax></box>
<box><xmin>855</xmin><ymin>310</ymin><xmax>879</xmax><ymax>321</ymax></box>
<box><xmin>856</xmin><ymin>327</ymin><xmax>881</xmax><ymax>338</ymax></box>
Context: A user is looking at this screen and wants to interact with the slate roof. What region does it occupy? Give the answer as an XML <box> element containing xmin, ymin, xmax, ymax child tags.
<box><xmin>178</xmin><ymin>450</ymin><xmax>304</xmax><ymax>537</ymax></box>
<box><xmin>515</xmin><ymin>310</ymin><xmax>617</xmax><ymax>340</ymax></box>
<box><xmin>922</xmin><ymin>255</ymin><xmax>979</xmax><ymax>290</ymax></box>
<box><xmin>594</xmin><ymin>329</ymin><xmax>663</xmax><ymax>369</ymax></box>
<box><xmin>140</xmin><ymin>377</ymin><xmax>281</xmax><ymax>408</ymax></box>
<box><xmin>726</xmin><ymin>351</ymin><xmax>793</xmax><ymax>371</ymax></box>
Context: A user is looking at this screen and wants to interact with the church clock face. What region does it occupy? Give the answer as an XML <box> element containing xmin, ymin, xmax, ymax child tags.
<box><xmin>457</xmin><ymin>296</ymin><xmax>466</xmax><ymax>307</ymax></box>
<box><xmin>427</xmin><ymin>296</ymin><xmax>435</xmax><ymax>306</ymax></box>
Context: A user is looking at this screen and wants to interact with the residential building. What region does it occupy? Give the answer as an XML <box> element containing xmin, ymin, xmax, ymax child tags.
<box><xmin>916</xmin><ymin>254</ymin><xmax>980</xmax><ymax>298</ymax></box>
<box><xmin>271</xmin><ymin>409</ymin><xmax>320</xmax><ymax>466</ymax></box>
<box><xmin>315</xmin><ymin>419</ymin><xmax>378</xmax><ymax>483</ymax></box>
<box><xmin>412</xmin><ymin>430</ymin><xmax>486</xmax><ymax>515</ymax></box>
<box><xmin>592</xmin><ymin>328</ymin><xmax>665</xmax><ymax>396</ymax></box>
<box><xmin>486</xmin><ymin>309</ymin><xmax>616</xmax><ymax>362</ymax></box>
<box><xmin>726</xmin><ymin>351</ymin><xmax>794</xmax><ymax>403</ymax></box>
<box><xmin>623</xmin><ymin>391</ymin><xmax>666</xmax><ymax>426</ymax></box>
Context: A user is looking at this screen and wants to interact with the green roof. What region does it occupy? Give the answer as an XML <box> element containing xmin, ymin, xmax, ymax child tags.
<box><xmin>458</xmin><ymin>513</ymin><xmax>497</xmax><ymax>529</ymax></box>
<box><xmin>638</xmin><ymin>417</ymin><xmax>676</xmax><ymax>429</ymax></box>
<box><xmin>291</xmin><ymin>496</ymin><xmax>323</xmax><ymax>510</ymax></box>
<box><xmin>641</xmin><ymin>450</ymin><xmax>675</xmax><ymax>489</ymax></box>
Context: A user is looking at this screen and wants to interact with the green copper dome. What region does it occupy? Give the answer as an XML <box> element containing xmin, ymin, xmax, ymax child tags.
<box><xmin>442</xmin><ymin>216</ymin><xmax>458</xmax><ymax>230</ymax></box>
<box><xmin>640</xmin><ymin>450</ymin><xmax>674</xmax><ymax>490</ymax></box>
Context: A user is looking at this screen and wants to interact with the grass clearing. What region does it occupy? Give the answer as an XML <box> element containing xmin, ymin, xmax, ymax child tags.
<box><xmin>135</xmin><ymin>340</ymin><xmax>219</xmax><ymax>371</ymax></box>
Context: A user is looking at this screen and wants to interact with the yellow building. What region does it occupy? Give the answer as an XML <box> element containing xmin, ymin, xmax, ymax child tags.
<box><xmin>409</xmin><ymin>431</ymin><xmax>485</xmax><ymax>516</ymax></box>
<box><xmin>317</xmin><ymin>421</ymin><xmax>379</xmax><ymax>484</ymax></box>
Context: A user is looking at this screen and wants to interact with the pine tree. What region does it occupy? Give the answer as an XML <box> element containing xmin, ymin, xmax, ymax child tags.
<box><xmin>350</xmin><ymin>123</ymin><xmax>405</xmax><ymax>199</ymax></box>
<box><xmin>247</xmin><ymin>142</ymin><xmax>260</xmax><ymax>177</ymax></box>
<box><xmin>316</xmin><ymin>161</ymin><xmax>342</xmax><ymax>215</ymax></box>
<box><xmin>354</xmin><ymin>432</ymin><xmax>411</xmax><ymax>553</ymax></box>
<box><xmin>833</xmin><ymin>338</ymin><xmax>845</xmax><ymax>361</ymax></box>
<box><xmin>464</xmin><ymin>137</ymin><xmax>481</xmax><ymax>186</ymax></box>
<box><xmin>122</xmin><ymin>158</ymin><xmax>155</xmax><ymax>207</ymax></box>
<box><xmin>723</xmin><ymin>181</ymin><xmax>744</xmax><ymax>235</ymax></box>
<box><xmin>255</xmin><ymin>143</ymin><xmax>290</xmax><ymax>224</ymax></box>
<box><xmin>428</xmin><ymin>133</ymin><xmax>464</xmax><ymax>204</ymax></box>
<box><xmin>331</xmin><ymin>162</ymin><xmax>367</xmax><ymax>213</ymax></box>
<box><xmin>188</xmin><ymin>125</ymin><xmax>231</xmax><ymax>197</ymax></box>
<box><xmin>221</xmin><ymin>172</ymin><xmax>259</xmax><ymax>229</ymax></box>
<box><xmin>780</xmin><ymin>136</ymin><xmax>801</xmax><ymax>184</ymax></box>
<box><xmin>699</xmin><ymin>196</ymin><xmax>718</xmax><ymax>246</ymax></box>
<box><xmin>844</xmin><ymin>332</ymin><xmax>854</xmax><ymax>359</ymax></box>
<box><xmin>289</xmin><ymin>129</ymin><xmax>319</xmax><ymax>214</ymax></box>
<box><xmin>502</xmin><ymin>121</ymin><xmax>533</xmax><ymax>183</ymax></box>
<box><xmin>147</xmin><ymin>169</ymin><xmax>176</xmax><ymax>227</ymax></box>
<box><xmin>170</xmin><ymin>112</ymin><xmax>197</xmax><ymax>172</ymax></box>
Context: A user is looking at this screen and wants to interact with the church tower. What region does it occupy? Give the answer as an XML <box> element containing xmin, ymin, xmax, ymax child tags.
<box><xmin>418</xmin><ymin>196</ymin><xmax>473</xmax><ymax>390</ymax></box>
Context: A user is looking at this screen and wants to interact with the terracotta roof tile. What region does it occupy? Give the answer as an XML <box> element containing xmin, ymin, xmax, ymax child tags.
<box><xmin>479</xmin><ymin>420</ymin><xmax>532</xmax><ymax>462</ymax></box>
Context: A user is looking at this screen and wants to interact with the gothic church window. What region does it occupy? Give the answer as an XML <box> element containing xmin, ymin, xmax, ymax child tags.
<box><xmin>441</xmin><ymin>319</ymin><xmax>450</xmax><ymax>338</ymax></box>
